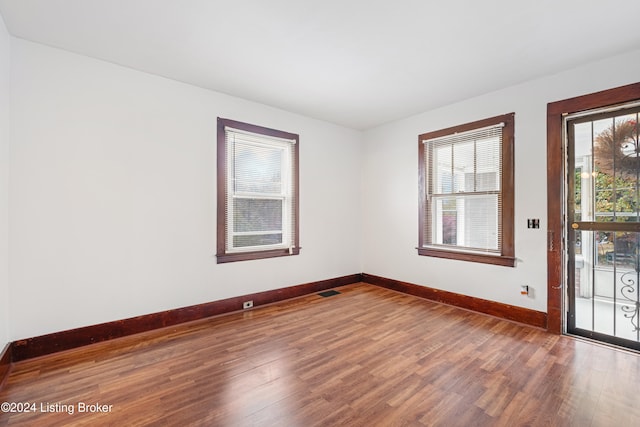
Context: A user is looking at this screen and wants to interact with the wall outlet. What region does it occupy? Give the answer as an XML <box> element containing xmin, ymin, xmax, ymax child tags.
<box><xmin>520</xmin><ymin>285</ymin><xmax>529</xmax><ymax>295</ymax></box>
<box><xmin>243</xmin><ymin>300</ymin><xmax>253</xmax><ymax>309</ymax></box>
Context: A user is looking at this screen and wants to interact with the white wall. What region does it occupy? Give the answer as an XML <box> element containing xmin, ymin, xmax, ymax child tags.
<box><xmin>362</xmin><ymin>48</ymin><xmax>640</xmax><ymax>313</ymax></box>
<box><xmin>7</xmin><ymin>34</ymin><xmax>640</xmax><ymax>342</ymax></box>
<box><xmin>9</xmin><ymin>38</ymin><xmax>362</xmax><ymax>340</ymax></box>
<box><xmin>0</xmin><ymin>15</ymin><xmax>9</xmax><ymax>350</ymax></box>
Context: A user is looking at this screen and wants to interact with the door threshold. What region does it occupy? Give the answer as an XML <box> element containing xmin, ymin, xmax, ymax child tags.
<box><xmin>564</xmin><ymin>332</ymin><xmax>640</xmax><ymax>355</ymax></box>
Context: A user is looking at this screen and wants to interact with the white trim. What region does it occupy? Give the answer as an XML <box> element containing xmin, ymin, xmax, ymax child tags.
<box><xmin>225</xmin><ymin>127</ymin><xmax>294</xmax><ymax>253</ymax></box>
<box><xmin>225</xmin><ymin>126</ymin><xmax>296</xmax><ymax>145</ymax></box>
<box><xmin>227</xmin><ymin>242</ymin><xmax>288</xmax><ymax>253</ymax></box>
<box><xmin>563</xmin><ymin>100</ymin><xmax>640</xmax><ymax>121</ymax></box>
<box><xmin>422</xmin><ymin>122</ymin><xmax>504</xmax><ymax>145</ymax></box>
<box><xmin>421</xmin><ymin>244</ymin><xmax>501</xmax><ymax>255</ymax></box>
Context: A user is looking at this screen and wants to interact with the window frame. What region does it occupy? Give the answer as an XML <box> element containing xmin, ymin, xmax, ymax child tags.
<box><xmin>217</xmin><ymin>118</ymin><xmax>300</xmax><ymax>263</ymax></box>
<box><xmin>418</xmin><ymin>113</ymin><xmax>515</xmax><ymax>267</ymax></box>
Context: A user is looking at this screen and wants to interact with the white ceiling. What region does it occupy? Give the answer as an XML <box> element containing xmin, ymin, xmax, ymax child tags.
<box><xmin>0</xmin><ymin>0</ymin><xmax>639</xmax><ymax>130</ymax></box>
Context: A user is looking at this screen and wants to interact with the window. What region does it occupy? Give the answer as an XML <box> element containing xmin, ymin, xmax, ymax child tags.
<box><xmin>217</xmin><ymin>118</ymin><xmax>300</xmax><ymax>263</ymax></box>
<box><xmin>418</xmin><ymin>113</ymin><xmax>515</xmax><ymax>267</ymax></box>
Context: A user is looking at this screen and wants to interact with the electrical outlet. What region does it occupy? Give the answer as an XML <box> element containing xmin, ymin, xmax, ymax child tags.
<box><xmin>243</xmin><ymin>300</ymin><xmax>253</xmax><ymax>309</ymax></box>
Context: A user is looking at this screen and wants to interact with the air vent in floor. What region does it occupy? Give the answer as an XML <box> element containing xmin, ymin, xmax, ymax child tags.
<box><xmin>318</xmin><ymin>290</ymin><xmax>341</xmax><ymax>298</ymax></box>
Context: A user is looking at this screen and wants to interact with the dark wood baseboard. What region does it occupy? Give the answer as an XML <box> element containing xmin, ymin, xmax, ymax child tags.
<box><xmin>11</xmin><ymin>274</ymin><xmax>363</xmax><ymax>362</ymax></box>
<box><xmin>9</xmin><ymin>272</ymin><xmax>548</xmax><ymax>362</ymax></box>
<box><xmin>362</xmin><ymin>273</ymin><xmax>548</xmax><ymax>329</ymax></box>
<box><xmin>0</xmin><ymin>343</ymin><xmax>11</xmax><ymax>390</ymax></box>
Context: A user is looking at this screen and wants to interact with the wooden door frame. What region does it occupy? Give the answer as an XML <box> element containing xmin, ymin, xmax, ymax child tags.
<box><xmin>546</xmin><ymin>82</ymin><xmax>640</xmax><ymax>334</ymax></box>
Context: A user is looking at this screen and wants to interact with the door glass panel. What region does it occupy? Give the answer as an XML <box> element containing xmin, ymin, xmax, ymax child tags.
<box><xmin>575</xmin><ymin>230</ymin><xmax>640</xmax><ymax>340</ymax></box>
<box><xmin>568</xmin><ymin>107</ymin><xmax>640</xmax><ymax>350</ymax></box>
<box><xmin>592</xmin><ymin>114</ymin><xmax>640</xmax><ymax>223</ymax></box>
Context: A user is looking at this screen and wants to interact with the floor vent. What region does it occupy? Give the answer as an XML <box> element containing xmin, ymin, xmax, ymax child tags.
<box><xmin>318</xmin><ymin>290</ymin><xmax>341</xmax><ymax>298</ymax></box>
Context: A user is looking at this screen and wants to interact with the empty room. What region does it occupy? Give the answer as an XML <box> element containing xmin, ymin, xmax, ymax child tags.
<box><xmin>1</xmin><ymin>0</ymin><xmax>640</xmax><ymax>425</ymax></box>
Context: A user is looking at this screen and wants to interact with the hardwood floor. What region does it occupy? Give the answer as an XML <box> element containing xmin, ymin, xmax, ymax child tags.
<box><xmin>1</xmin><ymin>283</ymin><xmax>639</xmax><ymax>426</ymax></box>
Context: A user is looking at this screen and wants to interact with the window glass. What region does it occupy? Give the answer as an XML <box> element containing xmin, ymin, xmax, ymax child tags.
<box><xmin>418</xmin><ymin>114</ymin><xmax>515</xmax><ymax>267</ymax></box>
<box><xmin>217</xmin><ymin>118</ymin><xmax>299</xmax><ymax>263</ymax></box>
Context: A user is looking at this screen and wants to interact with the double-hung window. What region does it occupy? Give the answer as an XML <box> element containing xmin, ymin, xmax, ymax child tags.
<box><xmin>418</xmin><ymin>113</ymin><xmax>515</xmax><ymax>267</ymax></box>
<box><xmin>217</xmin><ymin>118</ymin><xmax>300</xmax><ymax>263</ymax></box>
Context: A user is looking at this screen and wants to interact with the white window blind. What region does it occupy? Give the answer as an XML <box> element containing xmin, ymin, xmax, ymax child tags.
<box><xmin>225</xmin><ymin>127</ymin><xmax>296</xmax><ymax>253</ymax></box>
<box><xmin>423</xmin><ymin>123</ymin><xmax>504</xmax><ymax>253</ymax></box>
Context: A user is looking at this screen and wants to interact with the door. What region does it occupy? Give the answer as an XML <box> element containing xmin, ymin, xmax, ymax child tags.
<box><xmin>567</xmin><ymin>105</ymin><xmax>640</xmax><ymax>351</ymax></box>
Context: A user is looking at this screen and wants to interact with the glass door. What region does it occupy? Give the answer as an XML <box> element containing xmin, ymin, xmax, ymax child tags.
<box><xmin>567</xmin><ymin>106</ymin><xmax>640</xmax><ymax>351</ymax></box>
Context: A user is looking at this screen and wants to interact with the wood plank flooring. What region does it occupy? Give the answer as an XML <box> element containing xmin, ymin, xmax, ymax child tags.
<box><xmin>1</xmin><ymin>283</ymin><xmax>639</xmax><ymax>426</ymax></box>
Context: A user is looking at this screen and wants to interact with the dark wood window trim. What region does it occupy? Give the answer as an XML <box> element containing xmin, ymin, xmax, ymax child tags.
<box><xmin>216</xmin><ymin>118</ymin><xmax>300</xmax><ymax>263</ymax></box>
<box><xmin>418</xmin><ymin>113</ymin><xmax>515</xmax><ymax>267</ymax></box>
<box><xmin>546</xmin><ymin>82</ymin><xmax>640</xmax><ymax>334</ymax></box>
